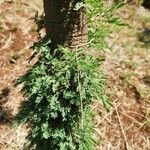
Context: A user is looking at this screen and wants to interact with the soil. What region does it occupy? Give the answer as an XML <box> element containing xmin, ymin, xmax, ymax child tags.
<box><xmin>0</xmin><ymin>1</ymin><xmax>150</xmax><ymax>150</ymax></box>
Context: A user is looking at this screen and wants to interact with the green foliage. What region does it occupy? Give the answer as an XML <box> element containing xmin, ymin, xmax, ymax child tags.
<box><xmin>86</xmin><ymin>0</ymin><xmax>125</xmax><ymax>49</ymax></box>
<box><xmin>14</xmin><ymin>0</ymin><xmax>123</xmax><ymax>149</ymax></box>
<box><xmin>15</xmin><ymin>38</ymin><xmax>110</xmax><ymax>149</ymax></box>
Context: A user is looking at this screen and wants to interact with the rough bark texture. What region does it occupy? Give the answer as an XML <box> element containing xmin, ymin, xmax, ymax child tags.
<box><xmin>43</xmin><ymin>0</ymin><xmax>88</xmax><ymax>49</ymax></box>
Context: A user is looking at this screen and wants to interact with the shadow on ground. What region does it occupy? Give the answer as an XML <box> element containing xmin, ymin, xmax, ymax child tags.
<box><xmin>139</xmin><ymin>28</ymin><xmax>150</xmax><ymax>46</ymax></box>
<box><xmin>0</xmin><ymin>88</ymin><xmax>10</xmax><ymax>123</ymax></box>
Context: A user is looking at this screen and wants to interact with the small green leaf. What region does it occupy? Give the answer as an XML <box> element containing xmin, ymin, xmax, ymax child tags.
<box><xmin>74</xmin><ymin>2</ymin><xmax>84</xmax><ymax>11</ymax></box>
<box><xmin>43</xmin><ymin>130</ymin><xmax>49</xmax><ymax>139</ymax></box>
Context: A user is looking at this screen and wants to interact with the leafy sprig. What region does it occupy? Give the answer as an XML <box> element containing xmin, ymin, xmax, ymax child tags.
<box><xmin>15</xmin><ymin>38</ymin><xmax>110</xmax><ymax>149</ymax></box>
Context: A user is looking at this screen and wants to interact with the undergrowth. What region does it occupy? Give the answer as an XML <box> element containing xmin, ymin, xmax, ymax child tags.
<box><xmin>15</xmin><ymin>37</ymin><xmax>111</xmax><ymax>149</ymax></box>
<box><xmin>14</xmin><ymin>0</ymin><xmax>124</xmax><ymax>149</ymax></box>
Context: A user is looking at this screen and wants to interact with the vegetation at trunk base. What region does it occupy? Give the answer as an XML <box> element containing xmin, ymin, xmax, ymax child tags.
<box><xmin>14</xmin><ymin>0</ymin><xmax>123</xmax><ymax>149</ymax></box>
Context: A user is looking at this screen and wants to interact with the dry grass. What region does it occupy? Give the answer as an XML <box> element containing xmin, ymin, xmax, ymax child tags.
<box><xmin>0</xmin><ymin>2</ymin><xmax>38</xmax><ymax>149</ymax></box>
<box><xmin>0</xmin><ymin>1</ymin><xmax>150</xmax><ymax>150</ymax></box>
<box><xmin>94</xmin><ymin>4</ymin><xmax>150</xmax><ymax>150</ymax></box>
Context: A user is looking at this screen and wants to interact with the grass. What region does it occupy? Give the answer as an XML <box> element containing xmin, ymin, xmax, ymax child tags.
<box><xmin>0</xmin><ymin>1</ymin><xmax>150</xmax><ymax>150</ymax></box>
<box><xmin>94</xmin><ymin>2</ymin><xmax>150</xmax><ymax>149</ymax></box>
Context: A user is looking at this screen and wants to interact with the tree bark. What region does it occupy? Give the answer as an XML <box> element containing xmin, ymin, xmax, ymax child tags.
<box><xmin>43</xmin><ymin>0</ymin><xmax>88</xmax><ymax>49</ymax></box>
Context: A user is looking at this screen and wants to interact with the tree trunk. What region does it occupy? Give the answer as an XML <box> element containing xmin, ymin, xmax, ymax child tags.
<box><xmin>43</xmin><ymin>0</ymin><xmax>88</xmax><ymax>49</ymax></box>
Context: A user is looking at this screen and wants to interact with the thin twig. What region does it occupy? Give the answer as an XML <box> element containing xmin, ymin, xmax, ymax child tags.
<box><xmin>75</xmin><ymin>48</ymin><xmax>84</xmax><ymax>129</ymax></box>
<box><xmin>1</xmin><ymin>130</ymin><xmax>13</xmax><ymax>139</ymax></box>
<box><xmin>127</xmin><ymin>110</ymin><xmax>148</xmax><ymax>120</ymax></box>
<box><xmin>119</xmin><ymin>111</ymin><xmax>143</xmax><ymax>126</ymax></box>
<box><xmin>115</xmin><ymin>107</ymin><xmax>129</xmax><ymax>150</ymax></box>
<box><xmin>95</xmin><ymin>103</ymin><xmax>121</xmax><ymax>127</ymax></box>
<box><xmin>0</xmin><ymin>33</ymin><xmax>12</xmax><ymax>51</ymax></box>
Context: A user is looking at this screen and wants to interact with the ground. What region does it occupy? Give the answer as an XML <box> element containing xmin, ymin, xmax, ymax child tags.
<box><xmin>0</xmin><ymin>1</ymin><xmax>150</xmax><ymax>150</ymax></box>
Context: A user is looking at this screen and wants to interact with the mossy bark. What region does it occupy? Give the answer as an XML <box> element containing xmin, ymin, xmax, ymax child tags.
<box><xmin>43</xmin><ymin>0</ymin><xmax>88</xmax><ymax>49</ymax></box>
